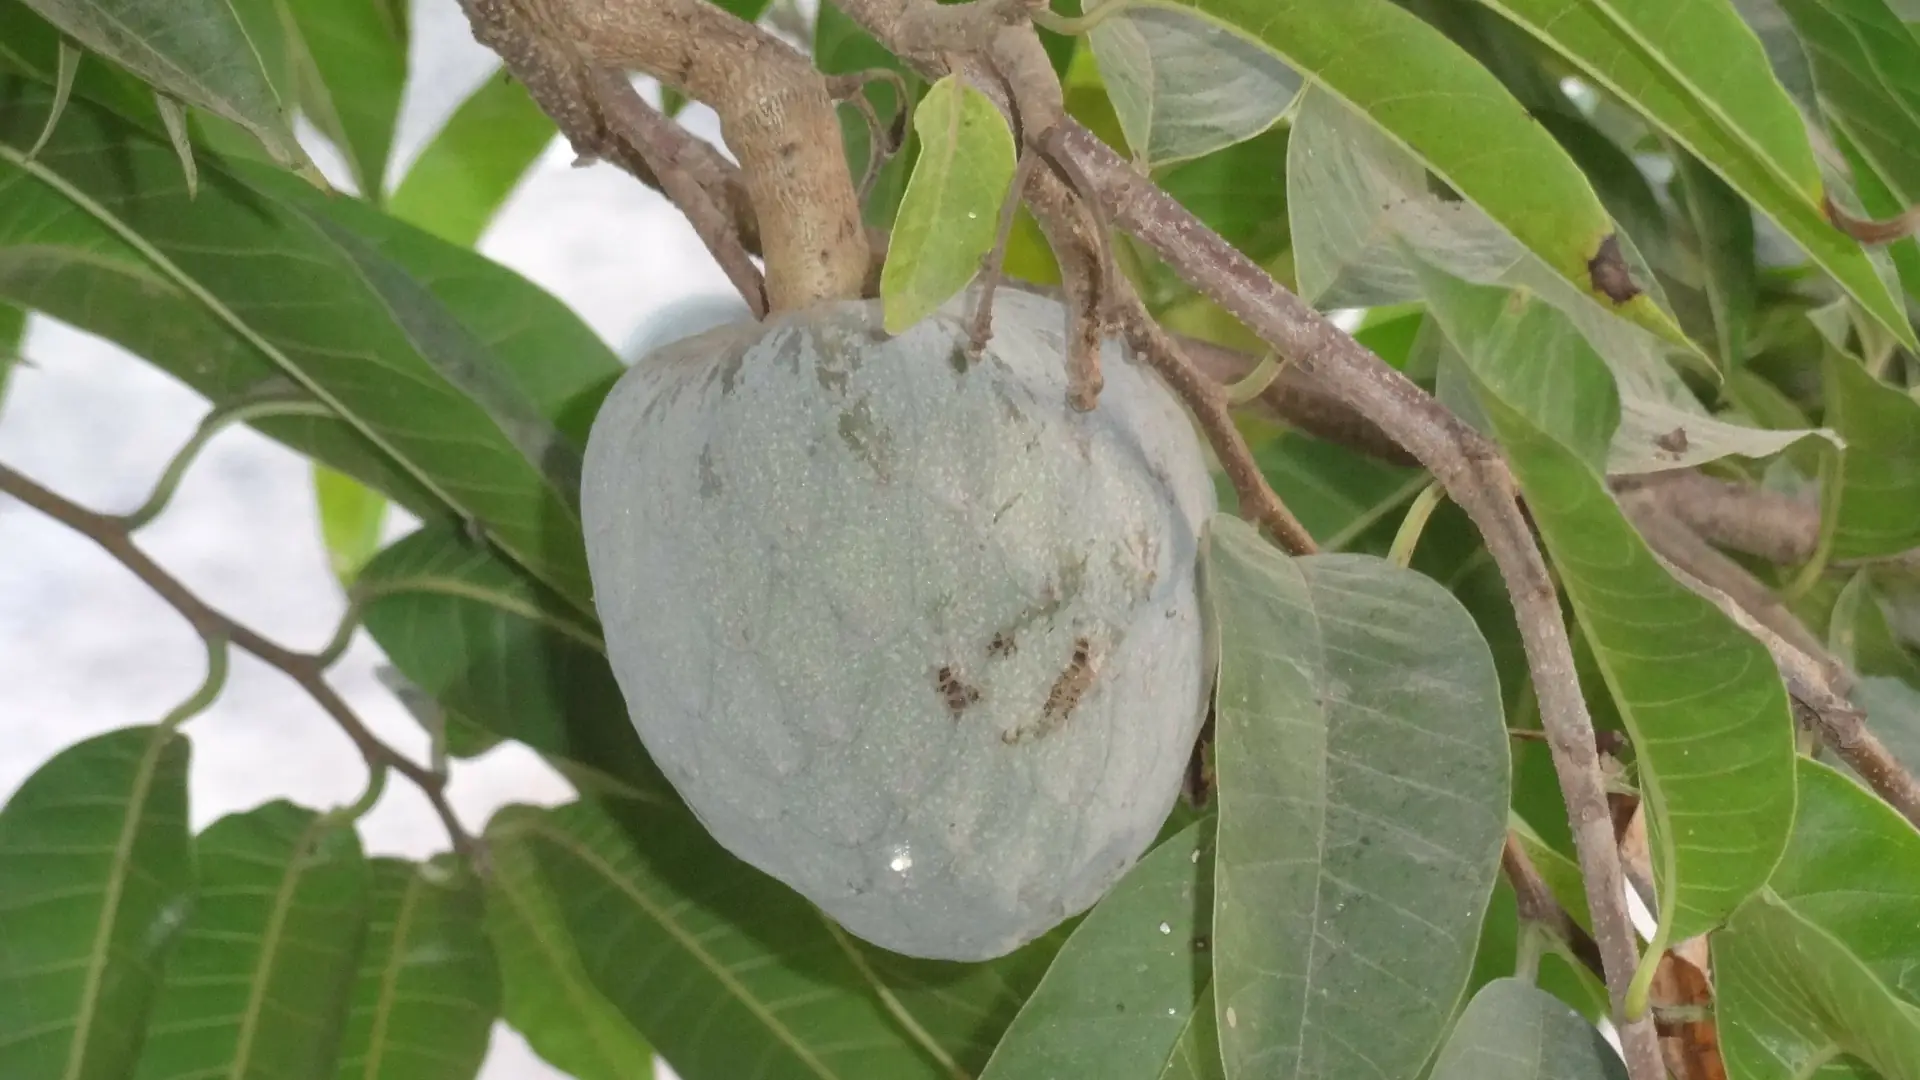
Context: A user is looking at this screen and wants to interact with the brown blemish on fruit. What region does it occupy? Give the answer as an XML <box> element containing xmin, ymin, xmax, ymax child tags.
<box><xmin>1587</xmin><ymin>234</ymin><xmax>1641</xmax><ymax>305</ymax></box>
<box><xmin>935</xmin><ymin>665</ymin><xmax>981</xmax><ymax>716</ymax></box>
<box><xmin>1003</xmin><ymin>636</ymin><xmax>1099</xmax><ymax>744</ymax></box>
<box><xmin>987</xmin><ymin>631</ymin><xmax>1016</xmax><ymax>658</ymax></box>
<box><xmin>697</xmin><ymin>445</ymin><xmax>722</xmax><ymax>497</ymax></box>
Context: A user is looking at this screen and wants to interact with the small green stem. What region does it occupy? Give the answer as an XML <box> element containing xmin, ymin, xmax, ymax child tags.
<box><xmin>1387</xmin><ymin>481</ymin><xmax>1447</xmax><ymax>568</ymax></box>
<box><xmin>314</xmin><ymin>601</ymin><xmax>361</xmax><ymax>669</ymax></box>
<box><xmin>161</xmin><ymin>633</ymin><xmax>230</xmax><ymax>732</ymax></box>
<box><xmin>335</xmin><ymin>762</ymin><xmax>389</xmax><ymax>823</ymax></box>
<box><xmin>1625</xmin><ymin>907</ymin><xmax>1671</xmax><ymax>1020</ymax></box>
<box><xmin>1514</xmin><ymin>921</ymin><xmax>1547</xmax><ymax>986</ymax></box>
<box><xmin>121</xmin><ymin>392</ymin><xmax>333</xmax><ymax>530</ymax></box>
<box><xmin>1224</xmin><ymin>353</ymin><xmax>1284</xmax><ymax>405</ymax></box>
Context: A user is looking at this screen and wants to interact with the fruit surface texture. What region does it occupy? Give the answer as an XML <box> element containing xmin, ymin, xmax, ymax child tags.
<box><xmin>581</xmin><ymin>288</ymin><xmax>1216</xmax><ymax>960</ymax></box>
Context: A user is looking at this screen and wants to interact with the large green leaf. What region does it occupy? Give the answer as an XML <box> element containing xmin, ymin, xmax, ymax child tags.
<box><xmin>1824</xmin><ymin>350</ymin><xmax>1920</xmax><ymax>560</ymax></box>
<box><xmin>1776</xmin><ymin>0</ymin><xmax>1920</xmax><ymax>204</ymax></box>
<box><xmin>978</xmin><ymin>821</ymin><xmax>1217</xmax><ymax>1080</ymax></box>
<box><xmin>14</xmin><ymin>0</ymin><xmax>306</xmax><ymax>170</ymax></box>
<box><xmin>1428</xmin><ymin>979</ymin><xmax>1627</xmax><ymax>1080</ymax></box>
<box><xmin>1201</xmin><ymin>517</ymin><xmax>1510</xmax><ymax>1080</ymax></box>
<box><xmin>134</xmin><ymin>802</ymin><xmax>370</xmax><ymax>1080</ymax></box>
<box><xmin>387</xmin><ymin>74</ymin><xmax>555</xmax><ymax>247</ymax></box>
<box><xmin>490</xmin><ymin>799</ymin><xmax>1054</xmax><ymax>1080</ymax></box>
<box><xmin>486</xmin><ymin>831</ymin><xmax>654</xmax><ymax>1080</ymax></box>
<box><xmin>333</xmin><ymin>858</ymin><xmax>499</xmax><ymax>1080</ymax></box>
<box><xmin>881</xmin><ymin>74</ymin><xmax>1016</xmax><ymax>334</ymax></box>
<box><xmin>1830</xmin><ymin>572</ymin><xmax>1920</xmax><ymax>776</ymax></box>
<box><xmin>1716</xmin><ymin>759</ymin><xmax>1920</xmax><ymax>1079</ymax></box>
<box><xmin>1418</xmin><ymin>266</ymin><xmax>1799</xmax><ymax>949</ymax></box>
<box><xmin>1287</xmin><ymin>87</ymin><xmax>1833</xmax><ymax>474</ymax></box>
<box><xmin>1086</xmin><ymin>4</ymin><xmax>1300</xmax><ymax>166</ymax></box>
<box><xmin>1469</xmin><ymin>0</ymin><xmax>1915</xmax><ymax>348</ymax></box>
<box><xmin>0</xmin><ymin>726</ymin><xmax>192</xmax><ymax>1080</ymax></box>
<box><xmin>353</xmin><ymin>524</ymin><xmax>662</xmax><ymax>798</ymax></box>
<box><xmin>0</xmin><ymin>83</ymin><xmax>597</xmax><ymax>609</ymax></box>
<box><xmin>1145</xmin><ymin>0</ymin><xmax>1677</xmax><ymax>337</ymax></box>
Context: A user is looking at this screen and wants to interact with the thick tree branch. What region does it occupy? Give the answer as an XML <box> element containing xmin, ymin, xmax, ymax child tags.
<box><xmin>1614</xmin><ymin>470</ymin><xmax>1820</xmax><ymax>565</ymax></box>
<box><xmin>0</xmin><ymin>462</ymin><xmax>479</xmax><ymax>861</ymax></box>
<box><xmin>1032</xmin><ymin>121</ymin><xmax>1664</xmax><ymax>1079</ymax></box>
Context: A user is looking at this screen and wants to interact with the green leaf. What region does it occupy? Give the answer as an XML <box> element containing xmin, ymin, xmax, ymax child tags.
<box><xmin>491</xmin><ymin>799</ymin><xmax>1053</xmax><ymax>1080</ymax></box>
<box><xmin>486</xmin><ymin>831</ymin><xmax>654</xmax><ymax>1080</ymax></box>
<box><xmin>978</xmin><ymin>821</ymin><xmax>1217</xmax><ymax>1080</ymax></box>
<box><xmin>1824</xmin><ymin>350</ymin><xmax>1920</xmax><ymax>560</ymax></box>
<box><xmin>134</xmin><ymin>801</ymin><xmax>370</xmax><ymax>1080</ymax></box>
<box><xmin>1086</xmin><ymin>4</ymin><xmax>1300</xmax><ymax>166</ymax></box>
<box><xmin>1201</xmin><ymin>517</ymin><xmax>1510</xmax><ymax>1080</ymax></box>
<box><xmin>1830</xmin><ymin>572</ymin><xmax>1920</xmax><ymax>777</ymax></box>
<box><xmin>1148</xmin><ymin>0</ymin><xmax>1677</xmax><ymax>337</ymax></box>
<box><xmin>334</xmin><ymin>858</ymin><xmax>499</xmax><ymax>1080</ymax></box>
<box><xmin>13</xmin><ymin>0</ymin><xmax>308</xmax><ymax>170</ymax></box>
<box><xmin>276</xmin><ymin>0</ymin><xmax>408</xmax><ymax>197</ymax></box>
<box><xmin>1776</xmin><ymin>0</ymin><xmax>1920</xmax><ymax>205</ymax></box>
<box><xmin>1428</xmin><ymin>978</ymin><xmax>1627</xmax><ymax>1080</ymax></box>
<box><xmin>315</xmin><ymin>464</ymin><xmax>388</xmax><ymax>586</ymax></box>
<box><xmin>1716</xmin><ymin>759</ymin><xmax>1920</xmax><ymax>1079</ymax></box>
<box><xmin>1471</xmin><ymin>0</ymin><xmax>1916</xmax><ymax>349</ymax></box>
<box><xmin>387</xmin><ymin>74</ymin><xmax>555</xmax><ymax>247</ymax></box>
<box><xmin>1673</xmin><ymin>145</ymin><xmax>1761</xmax><ymax>369</ymax></box>
<box><xmin>0</xmin><ymin>726</ymin><xmax>192</xmax><ymax>1080</ymax></box>
<box><xmin>354</xmin><ymin>524</ymin><xmax>663</xmax><ymax>799</ymax></box>
<box><xmin>1154</xmin><ymin>125</ymin><xmax>1292</xmax><ymax>265</ymax></box>
<box><xmin>1289</xmin><ymin>87</ymin><xmax>1824</xmax><ymax>473</ymax></box>
<box><xmin>881</xmin><ymin>73</ymin><xmax>1016</xmax><ymax>334</ymax></box>
<box><xmin>0</xmin><ymin>86</ymin><xmax>597</xmax><ymax>610</ymax></box>
<box><xmin>1418</xmin><ymin>266</ymin><xmax>1799</xmax><ymax>948</ymax></box>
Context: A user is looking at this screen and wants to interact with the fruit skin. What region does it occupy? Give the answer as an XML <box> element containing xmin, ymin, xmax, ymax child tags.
<box><xmin>581</xmin><ymin>287</ymin><xmax>1216</xmax><ymax>961</ymax></box>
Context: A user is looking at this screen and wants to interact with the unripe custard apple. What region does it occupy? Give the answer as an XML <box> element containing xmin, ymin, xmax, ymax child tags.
<box><xmin>581</xmin><ymin>287</ymin><xmax>1216</xmax><ymax>961</ymax></box>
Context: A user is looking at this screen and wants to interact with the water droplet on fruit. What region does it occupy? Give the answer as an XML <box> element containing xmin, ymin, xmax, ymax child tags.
<box><xmin>889</xmin><ymin>846</ymin><xmax>914</xmax><ymax>873</ymax></box>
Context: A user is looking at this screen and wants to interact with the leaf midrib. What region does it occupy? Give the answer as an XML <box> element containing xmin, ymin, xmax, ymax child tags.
<box><xmin>228</xmin><ymin>814</ymin><xmax>332</xmax><ymax>1079</ymax></box>
<box><xmin>518</xmin><ymin>818</ymin><xmax>841</xmax><ymax>1080</ymax></box>
<box><xmin>63</xmin><ymin>730</ymin><xmax>174</xmax><ymax>1080</ymax></box>
<box><xmin>359</xmin><ymin>868</ymin><xmax>424</xmax><ymax>1080</ymax></box>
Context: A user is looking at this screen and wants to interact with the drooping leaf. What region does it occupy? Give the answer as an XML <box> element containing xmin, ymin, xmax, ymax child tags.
<box><xmin>1146</xmin><ymin>0</ymin><xmax>1680</xmax><ymax>338</ymax></box>
<box><xmin>1824</xmin><ymin>349</ymin><xmax>1920</xmax><ymax>560</ymax></box>
<box><xmin>1417</xmin><ymin>265</ymin><xmax>1799</xmax><ymax>948</ymax></box>
<box><xmin>315</xmin><ymin>464</ymin><xmax>388</xmax><ymax>586</ymax></box>
<box><xmin>1428</xmin><ymin>978</ymin><xmax>1627</xmax><ymax>1080</ymax></box>
<box><xmin>134</xmin><ymin>802</ymin><xmax>370</xmax><ymax>1080</ymax></box>
<box><xmin>354</xmin><ymin>524</ymin><xmax>661</xmax><ymax>799</ymax></box>
<box><xmin>0</xmin><ymin>85</ymin><xmax>597</xmax><ymax>610</ymax></box>
<box><xmin>276</xmin><ymin>0</ymin><xmax>408</xmax><ymax>197</ymax></box>
<box><xmin>13</xmin><ymin>0</ymin><xmax>308</xmax><ymax>169</ymax></box>
<box><xmin>1673</xmin><ymin>145</ymin><xmax>1760</xmax><ymax>369</ymax></box>
<box><xmin>491</xmin><ymin>799</ymin><xmax>1056</xmax><ymax>1080</ymax></box>
<box><xmin>978</xmin><ymin>821</ymin><xmax>1217</xmax><ymax>1080</ymax></box>
<box><xmin>1201</xmin><ymin>517</ymin><xmax>1510</xmax><ymax>1080</ymax></box>
<box><xmin>387</xmin><ymin>73</ymin><xmax>556</xmax><ymax>247</ymax></box>
<box><xmin>1086</xmin><ymin>3</ymin><xmax>1300</xmax><ymax>166</ymax></box>
<box><xmin>881</xmin><ymin>73</ymin><xmax>1016</xmax><ymax>333</ymax></box>
<box><xmin>1716</xmin><ymin>759</ymin><xmax>1920</xmax><ymax>1079</ymax></box>
<box><xmin>1288</xmin><ymin>87</ymin><xmax>1825</xmax><ymax>473</ymax></box>
<box><xmin>0</xmin><ymin>726</ymin><xmax>192</xmax><ymax>1080</ymax></box>
<box><xmin>1830</xmin><ymin>572</ymin><xmax>1920</xmax><ymax>777</ymax></box>
<box><xmin>1470</xmin><ymin>0</ymin><xmax>1915</xmax><ymax>348</ymax></box>
<box><xmin>486</xmin><ymin>830</ymin><xmax>654</xmax><ymax>1080</ymax></box>
<box><xmin>333</xmin><ymin>858</ymin><xmax>499</xmax><ymax>1080</ymax></box>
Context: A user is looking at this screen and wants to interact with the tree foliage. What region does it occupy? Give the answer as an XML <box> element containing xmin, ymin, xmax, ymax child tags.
<box><xmin>2</xmin><ymin>0</ymin><xmax>1920</xmax><ymax>1077</ymax></box>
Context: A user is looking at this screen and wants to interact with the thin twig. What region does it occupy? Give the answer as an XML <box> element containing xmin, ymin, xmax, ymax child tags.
<box><xmin>1035</xmin><ymin>121</ymin><xmax>1666</xmax><ymax>1080</ymax></box>
<box><xmin>1502</xmin><ymin>834</ymin><xmax>1605</xmax><ymax>980</ymax></box>
<box><xmin>589</xmin><ymin>69</ymin><xmax>769</xmax><ymax>318</ymax></box>
<box><xmin>969</xmin><ymin>150</ymin><xmax>1041</xmax><ymax>356</ymax></box>
<box><xmin>0</xmin><ymin>462</ymin><xmax>479</xmax><ymax>861</ymax></box>
<box><xmin>1645</xmin><ymin>530</ymin><xmax>1920</xmax><ymax>831</ymax></box>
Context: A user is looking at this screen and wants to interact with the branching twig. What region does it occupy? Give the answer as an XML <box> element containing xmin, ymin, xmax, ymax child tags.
<box><xmin>1032</xmin><ymin>121</ymin><xmax>1665</xmax><ymax>1080</ymax></box>
<box><xmin>588</xmin><ymin>69</ymin><xmax>769</xmax><ymax>317</ymax></box>
<box><xmin>0</xmin><ymin>462</ymin><xmax>480</xmax><ymax>861</ymax></box>
<box><xmin>1503</xmin><ymin>834</ymin><xmax>1605</xmax><ymax>980</ymax></box>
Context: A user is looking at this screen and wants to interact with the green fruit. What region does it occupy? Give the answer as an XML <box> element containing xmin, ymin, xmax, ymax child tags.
<box><xmin>581</xmin><ymin>288</ymin><xmax>1216</xmax><ymax>960</ymax></box>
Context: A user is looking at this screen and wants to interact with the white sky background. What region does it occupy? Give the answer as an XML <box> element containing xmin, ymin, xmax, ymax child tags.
<box><xmin>0</xmin><ymin>1</ymin><xmax>750</xmax><ymax>1074</ymax></box>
